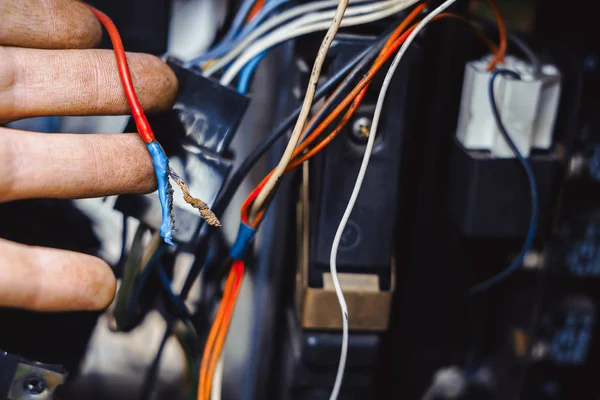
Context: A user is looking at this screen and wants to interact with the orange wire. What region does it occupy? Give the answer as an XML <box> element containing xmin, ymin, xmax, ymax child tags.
<box><xmin>377</xmin><ymin>2</ymin><xmax>428</xmax><ymax>60</ymax></box>
<box><xmin>288</xmin><ymin>87</ymin><xmax>368</xmax><ymax>169</ymax></box>
<box><xmin>197</xmin><ymin>267</ymin><xmax>238</xmax><ymax>400</ymax></box>
<box><xmin>247</xmin><ymin>0</ymin><xmax>266</xmax><ymax>22</ymax></box>
<box><xmin>201</xmin><ymin>261</ymin><xmax>245</xmax><ymax>400</ymax></box>
<box><xmin>486</xmin><ymin>0</ymin><xmax>507</xmax><ymax>70</ymax></box>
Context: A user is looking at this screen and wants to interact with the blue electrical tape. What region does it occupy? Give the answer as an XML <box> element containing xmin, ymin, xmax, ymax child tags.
<box><xmin>146</xmin><ymin>142</ymin><xmax>175</xmax><ymax>246</ymax></box>
<box><xmin>230</xmin><ymin>222</ymin><xmax>257</xmax><ymax>260</ymax></box>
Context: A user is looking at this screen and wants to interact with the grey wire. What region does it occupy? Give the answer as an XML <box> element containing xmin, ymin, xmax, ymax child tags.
<box><xmin>507</xmin><ymin>33</ymin><xmax>542</xmax><ymax>77</ymax></box>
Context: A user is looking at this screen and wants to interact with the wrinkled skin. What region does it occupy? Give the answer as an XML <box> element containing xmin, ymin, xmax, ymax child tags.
<box><xmin>0</xmin><ymin>0</ymin><xmax>178</xmax><ymax>311</ymax></box>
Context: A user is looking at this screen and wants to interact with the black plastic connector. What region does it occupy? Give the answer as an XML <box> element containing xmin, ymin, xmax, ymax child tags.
<box><xmin>446</xmin><ymin>138</ymin><xmax>562</xmax><ymax>237</ymax></box>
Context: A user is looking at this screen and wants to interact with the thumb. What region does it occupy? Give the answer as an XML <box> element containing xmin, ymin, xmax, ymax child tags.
<box><xmin>0</xmin><ymin>239</ymin><xmax>116</xmax><ymax>311</ymax></box>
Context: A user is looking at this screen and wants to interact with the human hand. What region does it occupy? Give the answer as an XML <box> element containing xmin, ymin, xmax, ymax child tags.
<box><xmin>0</xmin><ymin>0</ymin><xmax>177</xmax><ymax>311</ymax></box>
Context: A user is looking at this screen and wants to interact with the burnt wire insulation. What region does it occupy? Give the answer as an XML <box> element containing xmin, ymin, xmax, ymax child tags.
<box><xmin>168</xmin><ymin>169</ymin><xmax>221</xmax><ymax>227</ymax></box>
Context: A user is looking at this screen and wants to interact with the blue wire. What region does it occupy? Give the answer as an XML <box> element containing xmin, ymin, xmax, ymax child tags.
<box><xmin>220</xmin><ymin>0</ymin><xmax>258</xmax><ymax>44</ymax></box>
<box><xmin>157</xmin><ymin>263</ymin><xmax>192</xmax><ymax>319</ymax></box>
<box><xmin>146</xmin><ymin>142</ymin><xmax>175</xmax><ymax>246</ymax></box>
<box><xmin>237</xmin><ymin>51</ymin><xmax>267</xmax><ymax>94</ymax></box>
<box><xmin>185</xmin><ymin>0</ymin><xmax>290</xmax><ymax>67</ymax></box>
<box><xmin>469</xmin><ymin>69</ymin><xmax>539</xmax><ymax>294</ymax></box>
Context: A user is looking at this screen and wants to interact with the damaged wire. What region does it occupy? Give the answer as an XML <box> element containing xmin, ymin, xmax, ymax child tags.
<box><xmin>168</xmin><ymin>169</ymin><xmax>221</xmax><ymax>227</ymax></box>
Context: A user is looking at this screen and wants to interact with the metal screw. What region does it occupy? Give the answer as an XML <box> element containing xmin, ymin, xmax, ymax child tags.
<box><xmin>23</xmin><ymin>377</ymin><xmax>45</xmax><ymax>395</ymax></box>
<box><xmin>352</xmin><ymin>117</ymin><xmax>371</xmax><ymax>141</ymax></box>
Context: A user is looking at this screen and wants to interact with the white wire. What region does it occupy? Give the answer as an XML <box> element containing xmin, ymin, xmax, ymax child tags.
<box><xmin>282</xmin><ymin>0</ymin><xmax>410</xmax><ymax>33</ymax></box>
<box><xmin>327</xmin><ymin>1</ymin><xmax>457</xmax><ymax>399</ymax></box>
<box><xmin>218</xmin><ymin>0</ymin><xmax>420</xmax><ymax>84</ymax></box>
<box><xmin>202</xmin><ymin>0</ymin><xmax>383</xmax><ymax>77</ymax></box>
<box><xmin>210</xmin><ymin>355</ymin><xmax>224</xmax><ymax>400</ymax></box>
<box><xmin>247</xmin><ymin>0</ymin><xmax>350</xmax><ymax>221</ymax></box>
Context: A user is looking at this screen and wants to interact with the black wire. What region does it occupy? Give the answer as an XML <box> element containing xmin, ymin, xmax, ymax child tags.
<box><xmin>469</xmin><ymin>69</ymin><xmax>539</xmax><ymax>294</ymax></box>
<box><xmin>117</xmin><ymin>213</ymin><xmax>129</xmax><ymax>270</ymax></box>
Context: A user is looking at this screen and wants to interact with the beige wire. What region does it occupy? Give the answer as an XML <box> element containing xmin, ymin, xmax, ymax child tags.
<box><xmin>248</xmin><ymin>0</ymin><xmax>350</xmax><ymax>222</ymax></box>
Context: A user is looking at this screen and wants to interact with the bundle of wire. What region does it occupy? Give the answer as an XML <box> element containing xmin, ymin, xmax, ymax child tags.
<box><xmin>90</xmin><ymin>0</ymin><xmax>514</xmax><ymax>398</ymax></box>
<box><xmin>87</xmin><ymin>5</ymin><xmax>221</xmax><ymax>248</ymax></box>
<box><xmin>194</xmin><ymin>0</ymin><xmax>513</xmax><ymax>399</ymax></box>
<box><xmin>191</xmin><ymin>0</ymin><xmax>423</xmax><ymax>79</ymax></box>
<box><xmin>218</xmin><ymin>0</ymin><xmax>425</xmax><ymax>85</ymax></box>
<box><xmin>239</xmin><ymin>2</ymin><xmax>506</xmax><ymax>228</ymax></box>
<box><xmin>198</xmin><ymin>0</ymin><xmax>354</xmax><ymax>397</ymax></box>
<box><xmin>197</xmin><ymin>3</ymin><xmax>507</xmax><ymax>400</ymax></box>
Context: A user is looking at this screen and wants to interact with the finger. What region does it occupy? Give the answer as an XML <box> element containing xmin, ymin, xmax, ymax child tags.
<box><xmin>0</xmin><ymin>0</ymin><xmax>101</xmax><ymax>49</ymax></box>
<box><xmin>0</xmin><ymin>238</ymin><xmax>116</xmax><ymax>311</ymax></box>
<box><xmin>0</xmin><ymin>47</ymin><xmax>178</xmax><ymax>122</ymax></box>
<box><xmin>0</xmin><ymin>128</ymin><xmax>157</xmax><ymax>202</ymax></box>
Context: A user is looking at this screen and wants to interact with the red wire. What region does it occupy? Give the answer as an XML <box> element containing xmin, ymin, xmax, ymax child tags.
<box><xmin>87</xmin><ymin>5</ymin><xmax>155</xmax><ymax>143</ymax></box>
<box><xmin>241</xmin><ymin>172</ymin><xmax>271</xmax><ymax>224</ymax></box>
